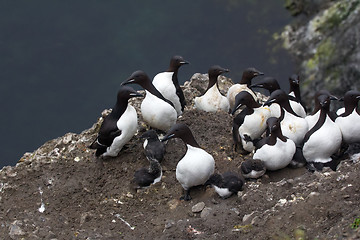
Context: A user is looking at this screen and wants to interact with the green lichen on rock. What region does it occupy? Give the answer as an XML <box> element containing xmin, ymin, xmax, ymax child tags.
<box><xmin>281</xmin><ymin>0</ymin><xmax>360</xmax><ymax>103</ymax></box>
<box><xmin>314</xmin><ymin>0</ymin><xmax>360</xmax><ymax>33</ymax></box>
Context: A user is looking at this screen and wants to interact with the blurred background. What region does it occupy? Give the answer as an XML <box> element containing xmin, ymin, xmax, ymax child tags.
<box><xmin>0</xmin><ymin>0</ymin><xmax>295</xmax><ymax>168</ymax></box>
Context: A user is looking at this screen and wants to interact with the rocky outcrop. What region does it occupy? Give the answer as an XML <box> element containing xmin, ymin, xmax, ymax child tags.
<box><xmin>281</xmin><ymin>0</ymin><xmax>360</xmax><ymax>105</ymax></box>
<box><xmin>1</xmin><ymin>74</ymin><xmax>360</xmax><ymax>239</ymax></box>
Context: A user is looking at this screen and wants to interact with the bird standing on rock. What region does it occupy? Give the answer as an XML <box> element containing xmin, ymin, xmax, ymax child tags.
<box><xmin>161</xmin><ymin>123</ymin><xmax>215</xmax><ymax>201</ymax></box>
<box><xmin>194</xmin><ymin>65</ymin><xmax>230</xmax><ymax>113</ymax></box>
<box><xmin>121</xmin><ymin>70</ymin><xmax>178</xmax><ymax>132</ymax></box>
<box><xmin>152</xmin><ymin>55</ymin><xmax>189</xmax><ymax>116</ymax></box>
<box><xmin>89</xmin><ymin>86</ymin><xmax>143</xmax><ymax>157</ymax></box>
<box><xmin>227</xmin><ymin>67</ymin><xmax>264</xmax><ymax>110</ymax></box>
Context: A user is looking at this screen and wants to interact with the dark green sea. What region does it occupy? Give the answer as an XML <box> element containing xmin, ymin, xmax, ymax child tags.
<box><xmin>0</xmin><ymin>0</ymin><xmax>294</xmax><ymax>167</ymax></box>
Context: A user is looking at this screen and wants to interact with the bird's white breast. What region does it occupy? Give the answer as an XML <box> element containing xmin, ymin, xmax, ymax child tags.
<box><xmin>304</xmin><ymin>116</ymin><xmax>342</xmax><ymax>163</ymax></box>
<box><xmin>226</xmin><ymin>84</ymin><xmax>257</xmax><ymax>110</ymax></box>
<box><xmin>289</xmin><ymin>100</ymin><xmax>306</xmax><ymax>118</ymax></box>
<box><xmin>280</xmin><ymin>110</ymin><xmax>308</xmax><ymax>145</ymax></box>
<box><xmin>141</xmin><ymin>90</ymin><xmax>177</xmax><ymax>131</ymax></box>
<box><xmin>305</xmin><ymin>111</ymin><xmax>320</xmax><ymax>131</ymax></box>
<box><xmin>213</xmin><ymin>186</ymin><xmax>232</xmax><ymax>198</ymax></box>
<box><xmin>152</xmin><ymin>72</ymin><xmax>182</xmax><ymax>116</ymax></box>
<box><xmin>194</xmin><ymin>85</ymin><xmax>229</xmax><ymax>112</ymax></box>
<box><xmin>335</xmin><ymin>109</ymin><xmax>360</xmax><ymax>143</ymax></box>
<box><xmin>176</xmin><ymin>145</ymin><xmax>215</xmax><ymax>190</ymax></box>
<box><xmin>253</xmin><ymin>138</ymin><xmax>296</xmax><ymax>171</ymax></box>
<box><xmin>103</xmin><ymin>105</ymin><xmax>138</xmax><ymax>157</ymax></box>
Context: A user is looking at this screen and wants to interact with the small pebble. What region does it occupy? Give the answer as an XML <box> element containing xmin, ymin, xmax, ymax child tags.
<box><xmin>192</xmin><ymin>202</ymin><xmax>205</xmax><ymax>213</ymax></box>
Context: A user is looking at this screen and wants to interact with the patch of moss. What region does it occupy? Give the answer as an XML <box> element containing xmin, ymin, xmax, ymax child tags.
<box><xmin>305</xmin><ymin>38</ymin><xmax>336</xmax><ymax>74</ymax></box>
<box><xmin>315</xmin><ymin>0</ymin><xmax>360</xmax><ymax>33</ymax></box>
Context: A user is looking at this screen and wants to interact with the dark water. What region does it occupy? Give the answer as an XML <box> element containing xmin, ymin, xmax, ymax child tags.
<box><xmin>0</xmin><ymin>0</ymin><xmax>294</xmax><ymax>168</ymax></box>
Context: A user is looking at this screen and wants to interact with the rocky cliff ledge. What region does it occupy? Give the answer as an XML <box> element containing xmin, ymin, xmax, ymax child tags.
<box><xmin>281</xmin><ymin>0</ymin><xmax>360</xmax><ymax>104</ymax></box>
<box><xmin>1</xmin><ymin>74</ymin><xmax>360</xmax><ymax>239</ymax></box>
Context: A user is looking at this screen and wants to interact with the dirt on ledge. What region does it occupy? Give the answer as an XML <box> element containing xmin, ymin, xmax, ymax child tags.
<box><xmin>0</xmin><ymin>74</ymin><xmax>360</xmax><ymax>240</ymax></box>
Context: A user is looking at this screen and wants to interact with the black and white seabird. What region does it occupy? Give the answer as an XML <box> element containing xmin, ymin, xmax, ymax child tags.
<box><xmin>335</xmin><ymin>90</ymin><xmax>360</xmax><ymax>144</ymax></box>
<box><xmin>194</xmin><ymin>65</ymin><xmax>230</xmax><ymax>112</ymax></box>
<box><xmin>140</xmin><ymin>129</ymin><xmax>166</xmax><ymax>163</ymax></box>
<box><xmin>161</xmin><ymin>123</ymin><xmax>215</xmax><ymax>201</ymax></box>
<box><xmin>89</xmin><ymin>86</ymin><xmax>143</xmax><ymax>157</ymax></box>
<box><xmin>205</xmin><ymin>172</ymin><xmax>244</xmax><ymax>199</ymax></box>
<box><xmin>231</xmin><ymin>91</ymin><xmax>271</xmax><ymax>153</ymax></box>
<box><xmin>121</xmin><ymin>70</ymin><xmax>177</xmax><ymax>132</ymax></box>
<box><xmin>288</xmin><ymin>74</ymin><xmax>307</xmax><ymax>114</ymax></box>
<box><xmin>303</xmin><ymin>94</ymin><xmax>342</xmax><ymax>171</ymax></box>
<box><xmin>240</xmin><ymin>158</ymin><xmax>266</xmax><ymax>179</ymax></box>
<box><xmin>253</xmin><ymin>117</ymin><xmax>296</xmax><ymax>171</ymax></box>
<box><xmin>152</xmin><ymin>55</ymin><xmax>189</xmax><ymax>116</ymax></box>
<box><xmin>227</xmin><ymin>67</ymin><xmax>264</xmax><ymax>110</ymax></box>
<box><xmin>263</xmin><ymin>90</ymin><xmax>308</xmax><ymax>145</ymax></box>
<box><xmin>305</xmin><ymin>90</ymin><xmax>338</xmax><ymax>130</ymax></box>
<box><xmin>133</xmin><ymin>157</ymin><xmax>162</xmax><ymax>188</ymax></box>
<box><xmin>251</xmin><ymin>76</ymin><xmax>306</xmax><ymax>118</ymax></box>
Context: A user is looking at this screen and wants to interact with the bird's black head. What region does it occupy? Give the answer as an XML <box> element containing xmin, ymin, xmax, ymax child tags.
<box><xmin>232</xmin><ymin>91</ymin><xmax>255</xmax><ymax>115</ymax></box>
<box><xmin>266</xmin><ymin>117</ymin><xmax>281</xmax><ymax>133</ymax></box>
<box><xmin>117</xmin><ymin>85</ymin><xmax>143</xmax><ymax>101</ymax></box>
<box><xmin>208</xmin><ymin>65</ymin><xmax>229</xmax><ymax>79</ymax></box>
<box><xmin>263</xmin><ymin>89</ymin><xmax>287</xmax><ymax>107</ymax></box>
<box><xmin>318</xmin><ymin>94</ymin><xmax>330</xmax><ymax>109</ymax></box>
<box><xmin>169</xmin><ymin>55</ymin><xmax>189</xmax><ymax>71</ymax></box>
<box><xmin>121</xmin><ymin>70</ymin><xmax>151</xmax><ymax>88</ymax></box>
<box><xmin>289</xmin><ymin>74</ymin><xmax>300</xmax><ymax>85</ymax></box>
<box><xmin>241</xmin><ymin>67</ymin><xmax>264</xmax><ymax>85</ymax></box>
<box><xmin>140</xmin><ymin>129</ymin><xmax>159</xmax><ymax>140</ymax></box>
<box><xmin>250</xmin><ymin>77</ymin><xmax>280</xmax><ymax>93</ymax></box>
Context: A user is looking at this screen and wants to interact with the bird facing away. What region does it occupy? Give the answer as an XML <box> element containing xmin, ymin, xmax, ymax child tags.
<box><xmin>194</xmin><ymin>65</ymin><xmax>230</xmax><ymax>112</ymax></box>
<box><xmin>89</xmin><ymin>86</ymin><xmax>143</xmax><ymax>158</ymax></box>
<box><xmin>161</xmin><ymin>123</ymin><xmax>215</xmax><ymax>201</ymax></box>
<box><xmin>152</xmin><ymin>55</ymin><xmax>189</xmax><ymax>116</ymax></box>
<box><xmin>121</xmin><ymin>70</ymin><xmax>177</xmax><ymax>132</ymax></box>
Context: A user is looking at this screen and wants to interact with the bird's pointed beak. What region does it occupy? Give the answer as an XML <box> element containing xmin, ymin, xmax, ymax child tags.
<box><xmin>263</xmin><ymin>98</ymin><xmax>276</xmax><ymax>107</ymax></box>
<box><xmin>161</xmin><ymin>133</ymin><xmax>175</xmax><ymax>142</ymax></box>
<box><xmin>231</xmin><ymin>104</ymin><xmax>242</xmax><ymax>115</ymax></box>
<box><xmin>130</xmin><ymin>92</ymin><xmax>143</xmax><ymax>98</ymax></box>
<box><xmin>121</xmin><ymin>78</ymin><xmax>135</xmax><ymax>86</ymax></box>
<box><xmin>249</xmin><ymin>83</ymin><xmax>263</xmax><ymax>89</ymax></box>
<box><xmin>329</xmin><ymin>95</ymin><xmax>338</xmax><ymax>101</ymax></box>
